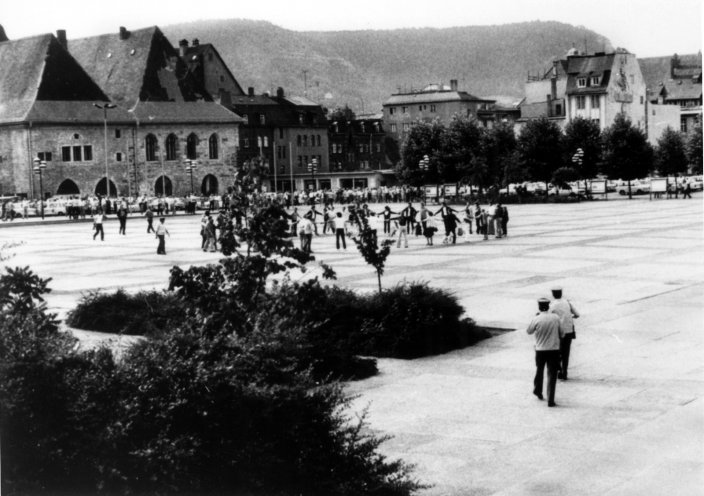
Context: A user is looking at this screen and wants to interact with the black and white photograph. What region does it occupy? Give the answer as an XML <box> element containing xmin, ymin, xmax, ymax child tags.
<box><xmin>1</xmin><ymin>0</ymin><xmax>702</xmax><ymax>494</ymax></box>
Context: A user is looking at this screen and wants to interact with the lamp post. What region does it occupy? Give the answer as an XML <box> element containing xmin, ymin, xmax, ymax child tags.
<box><xmin>33</xmin><ymin>158</ymin><xmax>47</xmax><ymax>219</ymax></box>
<box><xmin>184</xmin><ymin>159</ymin><xmax>196</xmax><ymax>195</ymax></box>
<box><xmin>307</xmin><ymin>157</ymin><xmax>318</xmax><ymax>191</ymax></box>
<box><xmin>94</xmin><ymin>102</ymin><xmax>117</xmax><ymax>199</ymax></box>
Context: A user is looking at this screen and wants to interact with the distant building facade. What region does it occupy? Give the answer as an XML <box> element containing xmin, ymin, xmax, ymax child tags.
<box><xmin>0</xmin><ymin>26</ymin><xmax>241</xmax><ymax>199</ymax></box>
<box><xmin>519</xmin><ymin>48</ymin><xmax>648</xmax><ymax>133</ymax></box>
<box><xmin>382</xmin><ymin>80</ymin><xmax>497</xmax><ymax>143</ymax></box>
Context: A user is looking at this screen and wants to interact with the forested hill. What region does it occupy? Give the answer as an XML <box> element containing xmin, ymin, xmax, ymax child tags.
<box><xmin>162</xmin><ymin>19</ymin><xmax>612</xmax><ymax>113</ymax></box>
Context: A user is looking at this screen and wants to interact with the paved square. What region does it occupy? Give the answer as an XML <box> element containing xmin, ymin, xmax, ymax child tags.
<box><xmin>1</xmin><ymin>196</ymin><xmax>702</xmax><ymax>495</ymax></box>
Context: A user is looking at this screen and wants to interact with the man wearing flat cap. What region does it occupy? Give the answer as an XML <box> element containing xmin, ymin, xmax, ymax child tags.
<box><xmin>550</xmin><ymin>287</ymin><xmax>580</xmax><ymax>380</ymax></box>
<box><xmin>527</xmin><ymin>297</ymin><xmax>566</xmax><ymax>407</ymax></box>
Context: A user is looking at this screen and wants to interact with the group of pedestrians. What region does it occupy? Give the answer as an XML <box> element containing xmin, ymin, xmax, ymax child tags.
<box><xmin>90</xmin><ymin>204</ymin><xmax>169</xmax><ymax>254</ymax></box>
<box><xmin>526</xmin><ymin>287</ymin><xmax>580</xmax><ymax>407</ymax></box>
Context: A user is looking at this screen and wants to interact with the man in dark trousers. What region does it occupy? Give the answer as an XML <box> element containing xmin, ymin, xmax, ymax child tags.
<box><xmin>400</xmin><ymin>201</ymin><xmax>417</xmax><ymax>234</ymax></box>
<box><xmin>550</xmin><ymin>287</ymin><xmax>580</xmax><ymax>380</ymax></box>
<box><xmin>117</xmin><ymin>204</ymin><xmax>128</xmax><ymax>235</ymax></box>
<box><xmin>144</xmin><ymin>207</ymin><xmax>155</xmax><ymax>233</ymax></box>
<box><xmin>527</xmin><ymin>297</ymin><xmax>566</xmax><ymax>407</ymax></box>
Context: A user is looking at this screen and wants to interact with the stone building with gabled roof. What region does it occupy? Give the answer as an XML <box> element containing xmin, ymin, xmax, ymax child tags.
<box><xmin>0</xmin><ymin>25</ymin><xmax>242</xmax><ymax>199</ymax></box>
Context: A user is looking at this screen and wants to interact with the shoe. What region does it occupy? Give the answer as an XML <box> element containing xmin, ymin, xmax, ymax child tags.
<box><xmin>557</xmin><ymin>373</ymin><xmax>565</xmax><ymax>380</ymax></box>
<box><xmin>533</xmin><ymin>391</ymin><xmax>544</xmax><ymax>400</ymax></box>
<box><xmin>548</xmin><ymin>402</ymin><xmax>557</xmax><ymax>407</ymax></box>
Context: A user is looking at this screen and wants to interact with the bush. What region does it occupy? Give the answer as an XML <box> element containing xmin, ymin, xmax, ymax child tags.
<box><xmin>1</xmin><ymin>268</ymin><xmax>422</xmax><ymax>495</ymax></box>
<box><xmin>66</xmin><ymin>289</ymin><xmax>185</xmax><ymax>336</ymax></box>
<box><xmin>355</xmin><ymin>283</ymin><xmax>489</xmax><ymax>358</ymax></box>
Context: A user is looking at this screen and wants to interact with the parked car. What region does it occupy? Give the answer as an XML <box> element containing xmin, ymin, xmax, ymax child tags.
<box><xmin>617</xmin><ymin>179</ymin><xmax>650</xmax><ymax>195</ymax></box>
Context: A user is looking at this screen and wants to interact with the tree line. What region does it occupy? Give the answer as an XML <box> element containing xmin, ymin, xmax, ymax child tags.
<box><xmin>398</xmin><ymin>114</ymin><xmax>703</xmax><ymax>197</ymax></box>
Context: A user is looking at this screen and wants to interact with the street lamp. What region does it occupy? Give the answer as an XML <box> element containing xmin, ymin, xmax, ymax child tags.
<box><xmin>33</xmin><ymin>158</ymin><xmax>47</xmax><ymax>220</ymax></box>
<box><xmin>94</xmin><ymin>102</ymin><xmax>117</xmax><ymax>200</ymax></box>
<box><xmin>307</xmin><ymin>157</ymin><xmax>318</xmax><ymax>191</ymax></box>
<box><xmin>184</xmin><ymin>159</ymin><xmax>197</xmax><ymax>195</ymax></box>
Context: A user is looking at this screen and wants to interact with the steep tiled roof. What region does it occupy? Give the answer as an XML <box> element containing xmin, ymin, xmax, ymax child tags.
<box><xmin>129</xmin><ymin>101</ymin><xmax>242</xmax><ymax>124</ymax></box>
<box><xmin>639</xmin><ymin>53</ymin><xmax>702</xmax><ymax>96</ymax></box>
<box><xmin>564</xmin><ymin>54</ymin><xmax>614</xmax><ymax>94</ymax></box>
<box><xmin>0</xmin><ymin>34</ymin><xmax>107</xmax><ymax>124</ymax></box>
<box><xmin>383</xmin><ymin>91</ymin><xmax>492</xmax><ymax>106</ymax></box>
<box><xmin>24</xmin><ymin>101</ymin><xmax>134</xmax><ymax>124</ymax></box>
<box><xmin>183</xmin><ymin>43</ymin><xmax>245</xmax><ymax>96</ymax></box>
<box><xmin>663</xmin><ymin>79</ymin><xmax>702</xmax><ymax>101</ymax></box>
<box><xmin>70</xmin><ymin>26</ymin><xmax>210</xmax><ymax>105</ymax></box>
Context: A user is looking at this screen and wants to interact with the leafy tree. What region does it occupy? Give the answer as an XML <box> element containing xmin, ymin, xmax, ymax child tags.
<box><xmin>442</xmin><ymin>114</ymin><xmax>483</xmax><ymax>184</ymax></box>
<box><xmin>686</xmin><ymin>124</ymin><xmax>703</xmax><ymax>174</ymax></box>
<box><xmin>397</xmin><ymin>119</ymin><xmax>445</xmax><ymax>186</ymax></box>
<box><xmin>655</xmin><ymin>126</ymin><xmax>689</xmax><ymax>178</ymax></box>
<box><xmin>350</xmin><ymin>211</ymin><xmax>394</xmax><ymax>292</ymax></box>
<box><xmin>517</xmin><ymin>117</ymin><xmax>565</xmax><ymax>191</ymax></box>
<box><xmin>483</xmin><ymin>121</ymin><xmax>521</xmax><ymax>191</ymax></box>
<box><xmin>563</xmin><ymin>116</ymin><xmax>602</xmax><ymax>191</ymax></box>
<box><xmin>551</xmin><ymin>166</ymin><xmax>580</xmax><ymax>188</ymax></box>
<box><xmin>601</xmin><ymin>114</ymin><xmax>654</xmax><ymax>198</ymax></box>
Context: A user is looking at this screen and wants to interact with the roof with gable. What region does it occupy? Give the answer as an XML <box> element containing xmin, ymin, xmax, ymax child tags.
<box><xmin>639</xmin><ymin>53</ymin><xmax>702</xmax><ymax>102</ymax></box>
<box><xmin>564</xmin><ymin>54</ymin><xmax>614</xmax><ymax>95</ymax></box>
<box><xmin>0</xmin><ymin>34</ymin><xmax>108</xmax><ymax>124</ymax></box>
<box><xmin>663</xmin><ymin>79</ymin><xmax>702</xmax><ymax>101</ymax></box>
<box><xmin>183</xmin><ymin>43</ymin><xmax>245</xmax><ymax>96</ymax></box>
<box><xmin>70</xmin><ymin>26</ymin><xmax>211</xmax><ymax>105</ymax></box>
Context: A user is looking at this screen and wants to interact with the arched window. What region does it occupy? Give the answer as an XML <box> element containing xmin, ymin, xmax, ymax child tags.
<box><xmin>57</xmin><ymin>178</ymin><xmax>80</xmax><ymax>195</ymax></box>
<box><xmin>208</xmin><ymin>133</ymin><xmax>219</xmax><ymax>159</ymax></box>
<box><xmin>186</xmin><ymin>133</ymin><xmax>198</xmax><ymax>160</ymax></box>
<box><xmin>145</xmin><ymin>134</ymin><xmax>157</xmax><ymax>161</ymax></box>
<box><xmin>165</xmin><ymin>134</ymin><xmax>178</xmax><ymax>161</ymax></box>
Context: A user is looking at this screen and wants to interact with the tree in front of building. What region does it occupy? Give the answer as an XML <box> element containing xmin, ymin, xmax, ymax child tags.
<box><xmin>601</xmin><ymin>113</ymin><xmax>654</xmax><ymax>199</ymax></box>
<box><xmin>483</xmin><ymin>121</ymin><xmax>521</xmax><ymax>193</ymax></box>
<box><xmin>398</xmin><ymin>119</ymin><xmax>445</xmax><ymax>187</ymax></box>
<box><xmin>328</xmin><ymin>105</ymin><xmax>356</xmax><ymax>122</ymax></box>
<box><xmin>517</xmin><ymin>117</ymin><xmax>565</xmax><ymax>192</ymax></box>
<box><xmin>686</xmin><ymin>124</ymin><xmax>703</xmax><ymax>174</ymax></box>
<box><xmin>655</xmin><ymin>126</ymin><xmax>689</xmax><ymax>180</ymax></box>
<box><xmin>442</xmin><ymin>114</ymin><xmax>483</xmax><ymax>185</ymax></box>
<box><xmin>563</xmin><ymin>116</ymin><xmax>602</xmax><ymax>192</ymax></box>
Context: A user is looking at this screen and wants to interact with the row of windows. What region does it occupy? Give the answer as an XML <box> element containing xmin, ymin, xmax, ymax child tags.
<box><xmin>389</xmin><ymin>123</ymin><xmax>411</xmax><ymax>133</ymax></box>
<box><xmin>577</xmin><ymin>76</ymin><xmax>601</xmax><ymax>88</ymax></box>
<box><xmin>575</xmin><ymin>95</ymin><xmax>601</xmax><ymax>110</ymax></box>
<box><xmin>296</xmin><ymin>134</ymin><xmax>323</xmax><ymax>147</ymax></box>
<box><xmin>145</xmin><ymin>133</ymin><xmax>219</xmax><ymax>162</ymax></box>
<box><xmin>243</xmin><ymin>137</ymin><xmax>269</xmax><ymax>148</ymax></box>
<box><xmin>330</xmin><ymin>143</ymin><xmax>381</xmax><ymax>154</ymax></box>
<box><xmin>241</xmin><ymin>114</ymin><xmax>266</xmax><ymax>126</ymax></box>
<box><xmin>388</xmin><ymin>105</ymin><xmax>436</xmax><ymax>115</ymax></box>
<box><xmin>296</xmin><ymin>155</ymin><xmax>323</xmax><ymax>168</ymax></box>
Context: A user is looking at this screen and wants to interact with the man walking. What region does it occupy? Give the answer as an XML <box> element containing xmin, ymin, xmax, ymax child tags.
<box><xmin>155</xmin><ymin>217</ymin><xmax>169</xmax><ymax>255</ymax></box>
<box><xmin>527</xmin><ymin>297</ymin><xmax>566</xmax><ymax>407</ymax></box>
<box><xmin>550</xmin><ymin>287</ymin><xmax>580</xmax><ymax>380</ymax></box>
<box><xmin>145</xmin><ymin>207</ymin><xmax>155</xmax><ymax>233</ymax></box>
<box><xmin>117</xmin><ymin>204</ymin><xmax>128</xmax><ymax>235</ymax></box>
<box><xmin>92</xmin><ymin>209</ymin><xmax>105</xmax><ymax>241</ymax></box>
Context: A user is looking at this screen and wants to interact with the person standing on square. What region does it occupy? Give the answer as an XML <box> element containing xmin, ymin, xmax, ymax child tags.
<box><xmin>527</xmin><ymin>297</ymin><xmax>566</xmax><ymax>407</ymax></box>
<box><xmin>155</xmin><ymin>217</ymin><xmax>169</xmax><ymax>255</ymax></box>
<box><xmin>92</xmin><ymin>210</ymin><xmax>105</xmax><ymax>241</ymax></box>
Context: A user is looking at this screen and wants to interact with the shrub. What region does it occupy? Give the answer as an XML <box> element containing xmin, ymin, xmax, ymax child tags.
<box><xmin>355</xmin><ymin>283</ymin><xmax>489</xmax><ymax>358</ymax></box>
<box><xmin>66</xmin><ymin>289</ymin><xmax>185</xmax><ymax>336</ymax></box>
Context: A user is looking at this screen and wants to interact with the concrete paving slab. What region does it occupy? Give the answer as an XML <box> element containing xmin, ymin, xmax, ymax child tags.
<box><xmin>1</xmin><ymin>197</ymin><xmax>703</xmax><ymax>494</ymax></box>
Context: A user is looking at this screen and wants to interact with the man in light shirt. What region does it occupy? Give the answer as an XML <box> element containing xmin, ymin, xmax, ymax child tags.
<box><xmin>527</xmin><ymin>297</ymin><xmax>566</xmax><ymax>407</ymax></box>
<box><xmin>550</xmin><ymin>287</ymin><xmax>580</xmax><ymax>380</ymax></box>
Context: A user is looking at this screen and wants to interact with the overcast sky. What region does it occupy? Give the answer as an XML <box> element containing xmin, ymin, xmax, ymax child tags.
<box><xmin>2</xmin><ymin>0</ymin><xmax>701</xmax><ymax>57</ymax></box>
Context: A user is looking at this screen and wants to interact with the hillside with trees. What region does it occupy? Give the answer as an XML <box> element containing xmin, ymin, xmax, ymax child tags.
<box><xmin>163</xmin><ymin>19</ymin><xmax>612</xmax><ymax>113</ymax></box>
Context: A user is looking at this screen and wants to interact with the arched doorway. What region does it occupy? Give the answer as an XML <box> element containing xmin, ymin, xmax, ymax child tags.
<box><xmin>201</xmin><ymin>174</ymin><xmax>219</xmax><ymax>196</ymax></box>
<box><xmin>57</xmin><ymin>179</ymin><xmax>80</xmax><ymax>195</ymax></box>
<box><xmin>95</xmin><ymin>177</ymin><xmax>118</xmax><ymax>197</ymax></box>
<box><xmin>154</xmin><ymin>175</ymin><xmax>173</xmax><ymax>196</ymax></box>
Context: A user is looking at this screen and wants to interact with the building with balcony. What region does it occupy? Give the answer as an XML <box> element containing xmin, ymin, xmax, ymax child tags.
<box><xmin>382</xmin><ymin>80</ymin><xmax>496</xmax><ymax>143</ymax></box>
<box><xmin>519</xmin><ymin>48</ymin><xmax>648</xmax><ymax>133</ymax></box>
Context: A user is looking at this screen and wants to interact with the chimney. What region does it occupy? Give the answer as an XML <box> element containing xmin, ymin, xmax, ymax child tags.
<box><xmin>192</xmin><ymin>38</ymin><xmax>199</xmax><ymax>47</ymax></box>
<box><xmin>119</xmin><ymin>26</ymin><xmax>130</xmax><ymax>40</ymax></box>
<box><xmin>179</xmin><ymin>39</ymin><xmax>189</xmax><ymax>57</ymax></box>
<box><xmin>276</xmin><ymin>87</ymin><xmax>285</xmax><ymax>98</ymax></box>
<box><xmin>248</xmin><ymin>87</ymin><xmax>255</xmax><ymax>96</ymax></box>
<box><xmin>450</xmin><ymin>79</ymin><xmax>458</xmax><ymax>91</ymax></box>
<box><xmin>56</xmin><ymin>29</ymin><xmax>67</xmax><ymax>50</ymax></box>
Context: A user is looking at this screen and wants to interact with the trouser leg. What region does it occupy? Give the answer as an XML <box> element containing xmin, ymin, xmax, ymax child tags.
<box><xmin>546</xmin><ymin>350</ymin><xmax>560</xmax><ymax>404</ymax></box>
<box><xmin>534</xmin><ymin>351</ymin><xmax>546</xmax><ymax>397</ymax></box>
<box><xmin>560</xmin><ymin>335</ymin><xmax>573</xmax><ymax>377</ymax></box>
